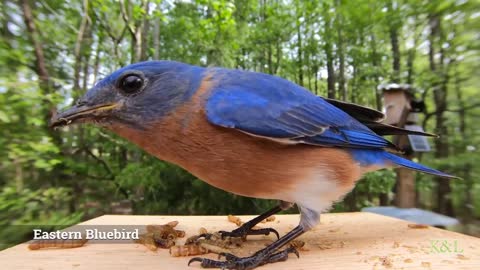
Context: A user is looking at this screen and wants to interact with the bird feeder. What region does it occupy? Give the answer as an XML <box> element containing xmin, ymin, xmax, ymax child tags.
<box><xmin>378</xmin><ymin>83</ymin><xmax>431</xmax><ymax>208</ymax></box>
<box><xmin>379</xmin><ymin>83</ymin><xmax>431</xmax><ymax>154</ymax></box>
<box><xmin>380</xmin><ymin>83</ymin><xmax>413</xmax><ymax>127</ymax></box>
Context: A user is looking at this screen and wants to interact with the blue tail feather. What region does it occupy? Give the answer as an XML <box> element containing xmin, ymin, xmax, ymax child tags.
<box><xmin>350</xmin><ymin>149</ymin><xmax>458</xmax><ymax>179</ymax></box>
<box><xmin>382</xmin><ymin>152</ymin><xmax>458</xmax><ymax>179</ymax></box>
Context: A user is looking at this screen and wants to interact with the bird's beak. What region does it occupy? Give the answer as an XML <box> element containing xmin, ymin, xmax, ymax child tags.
<box><xmin>49</xmin><ymin>103</ymin><xmax>119</xmax><ymax>128</ymax></box>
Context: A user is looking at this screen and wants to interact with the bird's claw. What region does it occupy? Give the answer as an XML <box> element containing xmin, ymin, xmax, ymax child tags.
<box><xmin>188</xmin><ymin>257</ymin><xmax>228</xmax><ymax>269</ymax></box>
<box><xmin>219</xmin><ymin>227</ymin><xmax>280</xmax><ymax>240</ymax></box>
<box><xmin>264</xmin><ymin>246</ymin><xmax>299</xmax><ymax>264</ymax></box>
<box><xmin>188</xmin><ymin>257</ymin><xmax>202</xmax><ymax>266</ymax></box>
<box><xmin>188</xmin><ymin>247</ymin><xmax>299</xmax><ymax>269</ymax></box>
<box><xmin>217</xmin><ymin>252</ymin><xmax>239</xmax><ymax>261</ymax></box>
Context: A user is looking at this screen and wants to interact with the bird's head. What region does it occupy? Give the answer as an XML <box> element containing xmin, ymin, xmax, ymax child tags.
<box><xmin>50</xmin><ymin>61</ymin><xmax>200</xmax><ymax>130</ymax></box>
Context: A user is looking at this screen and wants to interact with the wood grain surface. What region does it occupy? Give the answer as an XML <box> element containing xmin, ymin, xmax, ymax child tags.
<box><xmin>1</xmin><ymin>213</ymin><xmax>478</xmax><ymax>270</ymax></box>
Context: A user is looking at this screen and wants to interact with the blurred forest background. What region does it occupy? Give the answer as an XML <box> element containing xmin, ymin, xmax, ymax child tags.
<box><xmin>0</xmin><ymin>0</ymin><xmax>479</xmax><ymax>248</ymax></box>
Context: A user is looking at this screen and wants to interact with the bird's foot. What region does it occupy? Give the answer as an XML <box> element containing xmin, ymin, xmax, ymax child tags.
<box><xmin>218</xmin><ymin>225</ymin><xmax>279</xmax><ymax>240</ymax></box>
<box><xmin>195</xmin><ymin>223</ymin><xmax>279</xmax><ymax>242</ymax></box>
<box><xmin>188</xmin><ymin>246</ymin><xmax>299</xmax><ymax>269</ymax></box>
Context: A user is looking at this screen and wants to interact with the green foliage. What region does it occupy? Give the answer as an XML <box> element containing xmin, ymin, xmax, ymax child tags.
<box><xmin>332</xmin><ymin>169</ymin><xmax>397</xmax><ymax>211</ymax></box>
<box><xmin>360</xmin><ymin>170</ymin><xmax>397</xmax><ymax>195</ymax></box>
<box><xmin>0</xmin><ymin>186</ymin><xmax>83</xmax><ymax>249</ymax></box>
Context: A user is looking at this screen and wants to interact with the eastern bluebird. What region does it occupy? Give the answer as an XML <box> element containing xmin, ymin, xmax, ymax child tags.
<box><xmin>50</xmin><ymin>61</ymin><xmax>455</xmax><ymax>269</ymax></box>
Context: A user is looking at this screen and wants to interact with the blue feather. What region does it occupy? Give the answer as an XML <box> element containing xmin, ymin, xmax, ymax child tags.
<box><xmin>206</xmin><ymin>70</ymin><xmax>394</xmax><ymax>149</ymax></box>
<box><xmin>302</xmin><ymin>129</ymin><xmax>392</xmax><ymax>148</ymax></box>
<box><xmin>350</xmin><ymin>149</ymin><xmax>458</xmax><ymax>179</ymax></box>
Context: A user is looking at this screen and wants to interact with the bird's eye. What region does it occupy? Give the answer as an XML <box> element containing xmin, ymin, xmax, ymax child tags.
<box><xmin>119</xmin><ymin>74</ymin><xmax>144</xmax><ymax>94</ymax></box>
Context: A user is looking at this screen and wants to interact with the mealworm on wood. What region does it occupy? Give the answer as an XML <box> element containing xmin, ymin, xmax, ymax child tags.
<box><xmin>28</xmin><ymin>238</ymin><xmax>88</xmax><ymax>250</ymax></box>
<box><xmin>227</xmin><ymin>215</ymin><xmax>243</xmax><ymax>226</ymax></box>
<box><xmin>170</xmin><ymin>245</ymin><xmax>209</xmax><ymax>257</ymax></box>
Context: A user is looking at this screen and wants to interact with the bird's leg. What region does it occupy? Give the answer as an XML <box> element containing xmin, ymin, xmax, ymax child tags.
<box><xmin>261</xmin><ymin>246</ymin><xmax>299</xmax><ymax>265</ymax></box>
<box><xmin>217</xmin><ymin>201</ymin><xmax>293</xmax><ymax>240</ymax></box>
<box><xmin>188</xmin><ymin>225</ymin><xmax>305</xmax><ymax>269</ymax></box>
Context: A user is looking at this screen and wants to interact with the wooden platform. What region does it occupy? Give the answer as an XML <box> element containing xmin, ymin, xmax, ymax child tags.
<box><xmin>1</xmin><ymin>213</ymin><xmax>479</xmax><ymax>269</ymax></box>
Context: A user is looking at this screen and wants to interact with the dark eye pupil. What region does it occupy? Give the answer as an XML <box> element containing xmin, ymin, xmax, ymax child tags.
<box><xmin>121</xmin><ymin>75</ymin><xmax>143</xmax><ymax>93</ymax></box>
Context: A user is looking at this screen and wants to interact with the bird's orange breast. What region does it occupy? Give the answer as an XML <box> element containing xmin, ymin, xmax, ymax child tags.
<box><xmin>109</xmin><ymin>107</ymin><xmax>362</xmax><ymax>201</ymax></box>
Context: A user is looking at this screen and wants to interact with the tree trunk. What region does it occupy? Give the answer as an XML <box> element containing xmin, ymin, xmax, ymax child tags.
<box><xmin>406</xmin><ymin>48</ymin><xmax>415</xmax><ymax>85</ymax></box>
<box><xmin>429</xmin><ymin>14</ymin><xmax>453</xmax><ymax>216</ymax></box>
<box><xmin>273</xmin><ymin>40</ymin><xmax>282</xmax><ymax>74</ymax></box>
<box><xmin>406</xmin><ymin>16</ymin><xmax>418</xmax><ymax>85</ymax></box>
<box><xmin>324</xmin><ymin>6</ymin><xmax>335</xmax><ymax>99</ymax></box>
<box><xmin>73</xmin><ymin>0</ymin><xmax>90</xmax><ymax>91</ymax></box>
<box><xmin>20</xmin><ymin>0</ymin><xmax>50</xmax><ymax>88</ymax></box>
<box><xmin>296</xmin><ymin>16</ymin><xmax>304</xmax><ymax>86</ymax></box>
<box><xmin>20</xmin><ymin>0</ymin><xmax>60</xmax><ymax>144</ymax></box>
<box><xmin>81</xmin><ymin>22</ymin><xmax>93</xmax><ymax>93</ymax></box>
<box><xmin>82</xmin><ymin>48</ymin><xmax>91</xmax><ymax>92</ymax></box>
<box><xmin>390</xmin><ymin>28</ymin><xmax>400</xmax><ymax>82</ymax></box>
<box><xmin>350</xmin><ymin>60</ymin><xmax>357</xmax><ymax>103</ymax></box>
<box><xmin>454</xmin><ymin>65</ymin><xmax>472</xmax><ymax>231</ymax></box>
<box><xmin>454</xmin><ymin>67</ymin><xmax>466</xmax><ymax>140</ymax></box>
<box><xmin>336</xmin><ymin>0</ymin><xmax>346</xmax><ymax>100</ymax></box>
<box><xmin>120</xmin><ymin>0</ymin><xmax>149</xmax><ymax>63</ymax></box>
<box><xmin>326</xmin><ymin>49</ymin><xmax>335</xmax><ymax>98</ymax></box>
<box><xmin>388</xmin><ymin>0</ymin><xmax>400</xmax><ymax>83</ymax></box>
<box><xmin>92</xmin><ymin>34</ymin><xmax>103</xmax><ymax>83</ymax></box>
<box><xmin>140</xmin><ymin>1</ymin><xmax>150</xmax><ymax>61</ymax></box>
<box><xmin>371</xmin><ymin>34</ymin><xmax>382</xmax><ymax>110</ymax></box>
<box><xmin>267</xmin><ymin>42</ymin><xmax>273</xmax><ymax>74</ymax></box>
<box><xmin>153</xmin><ymin>11</ymin><xmax>160</xmax><ymax>60</ymax></box>
<box><xmin>306</xmin><ymin>52</ymin><xmax>312</xmax><ymax>90</ymax></box>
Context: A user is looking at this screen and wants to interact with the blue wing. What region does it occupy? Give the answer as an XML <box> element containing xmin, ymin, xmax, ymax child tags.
<box><xmin>205</xmin><ymin>70</ymin><xmax>395</xmax><ymax>149</ymax></box>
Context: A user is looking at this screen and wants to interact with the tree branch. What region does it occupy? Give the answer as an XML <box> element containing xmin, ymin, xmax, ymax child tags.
<box><xmin>73</xmin><ymin>0</ymin><xmax>91</xmax><ymax>91</ymax></box>
<box><xmin>20</xmin><ymin>0</ymin><xmax>50</xmax><ymax>87</ymax></box>
<box><xmin>82</xmin><ymin>146</ymin><xmax>113</xmax><ymax>178</ymax></box>
<box><xmin>119</xmin><ymin>0</ymin><xmax>136</xmax><ymax>37</ymax></box>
